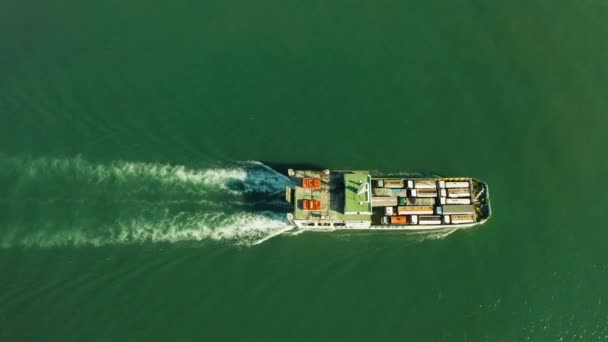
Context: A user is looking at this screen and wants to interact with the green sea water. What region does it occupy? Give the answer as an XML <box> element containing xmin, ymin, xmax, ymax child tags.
<box><xmin>1</xmin><ymin>0</ymin><xmax>608</xmax><ymax>340</ymax></box>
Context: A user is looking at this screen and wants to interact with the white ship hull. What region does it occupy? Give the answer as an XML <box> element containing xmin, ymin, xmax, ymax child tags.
<box><xmin>288</xmin><ymin>213</ymin><xmax>488</xmax><ymax>231</ymax></box>
<box><xmin>286</xmin><ymin>169</ymin><xmax>492</xmax><ymax>232</ymax></box>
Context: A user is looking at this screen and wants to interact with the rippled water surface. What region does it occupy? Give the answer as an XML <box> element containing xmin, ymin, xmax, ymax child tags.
<box><xmin>1</xmin><ymin>0</ymin><xmax>608</xmax><ymax>340</ymax></box>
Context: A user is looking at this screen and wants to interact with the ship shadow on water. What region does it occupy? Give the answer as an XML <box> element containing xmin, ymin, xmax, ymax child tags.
<box><xmin>222</xmin><ymin>163</ymin><xmax>297</xmax><ymax>214</ymax></box>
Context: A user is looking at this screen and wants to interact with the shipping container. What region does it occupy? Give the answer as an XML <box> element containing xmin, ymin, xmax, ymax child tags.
<box><xmin>405</xmin><ymin>197</ymin><xmax>435</xmax><ymax>206</ymax></box>
<box><xmin>414</xmin><ymin>180</ymin><xmax>437</xmax><ymax>189</ymax></box>
<box><xmin>418</xmin><ymin>215</ymin><xmax>442</xmax><ymax>225</ymax></box>
<box><xmin>447</xmin><ymin>188</ymin><xmax>471</xmax><ymax>198</ymax></box>
<box><xmin>390</xmin><ymin>215</ymin><xmax>408</xmax><ymax>225</ymax></box>
<box><xmin>302</xmin><ymin>177</ymin><xmax>322</xmax><ymax>189</ymax></box>
<box><xmin>443</xmin><ymin>215</ymin><xmax>451</xmax><ymax>224</ymax></box>
<box><xmin>407</xmin><ymin>180</ymin><xmax>414</xmax><ymax>188</ymax></box>
<box><xmin>438</xmin><ymin>180</ymin><xmax>446</xmax><ymax>188</ymax></box>
<box><xmin>451</xmin><ymin>214</ymin><xmax>475</xmax><ymax>223</ymax></box>
<box><xmin>373</xmin><ymin>188</ymin><xmax>393</xmax><ymax>197</ymax></box>
<box><xmin>384</xmin><ymin>179</ymin><xmax>405</xmax><ymax>188</ymax></box>
<box><xmin>391</xmin><ymin>189</ymin><xmax>408</xmax><ymax>197</ymax></box>
<box><xmin>440</xmin><ymin>188</ymin><xmax>447</xmax><ymax>197</ymax></box>
<box><xmin>371</xmin><ymin>197</ymin><xmax>398</xmax><ymax>207</ymax></box>
<box><xmin>397</xmin><ymin>206</ymin><xmax>434</xmax><ymax>215</ymax></box>
<box><xmin>385</xmin><ymin>207</ymin><xmax>394</xmax><ymax>215</ymax></box>
<box><xmin>446</xmin><ymin>198</ymin><xmax>471</xmax><ymax>204</ymax></box>
<box><xmin>410</xmin><ymin>188</ymin><xmax>438</xmax><ymax>197</ymax></box>
<box><xmin>302</xmin><ymin>199</ymin><xmax>321</xmax><ymax>210</ymax></box>
<box><xmin>411</xmin><ymin>215</ymin><xmax>418</xmax><ymax>224</ymax></box>
<box><xmin>442</xmin><ymin>204</ymin><xmax>475</xmax><ymax>215</ymax></box>
<box><xmin>445</xmin><ymin>181</ymin><xmax>470</xmax><ymax>188</ymax></box>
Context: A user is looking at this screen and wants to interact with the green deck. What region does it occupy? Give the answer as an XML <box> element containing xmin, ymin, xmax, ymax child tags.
<box><xmin>344</xmin><ymin>173</ymin><xmax>372</xmax><ymax>214</ymax></box>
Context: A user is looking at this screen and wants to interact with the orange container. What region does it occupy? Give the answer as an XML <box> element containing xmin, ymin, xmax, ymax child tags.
<box><xmin>302</xmin><ymin>178</ymin><xmax>321</xmax><ymax>189</ymax></box>
<box><xmin>303</xmin><ymin>199</ymin><xmax>322</xmax><ymax>210</ymax></box>
<box><xmin>390</xmin><ymin>215</ymin><xmax>408</xmax><ymax>225</ymax></box>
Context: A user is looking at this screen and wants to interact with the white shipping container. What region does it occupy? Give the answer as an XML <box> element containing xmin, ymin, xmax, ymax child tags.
<box><xmin>419</xmin><ymin>220</ymin><xmax>442</xmax><ymax>225</ymax></box>
<box><xmin>446</xmin><ymin>198</ymin><xmax>471</xmax><ymax>204</ymax></box>
<box><xmin>438</xmin><ymin>180</ymin><xmax>446</xmax><ymax>188</ymax></box>
<box><xmin>448</xmin><ymin>188</ymin><xmax>470</xmax><ymax>198</ymax></box>
<box><xmin>445</xmin><ymin>181</ymin><xmax>470</xmax><ymax>188</ymax></box>
<box><xmin>451</xmin><ymin>214</ymin><xmax>475</xmax><ymax>223</ymax></box>
<box><xmin>385</xmin><ymin>207</ymin><xmax>394</xmax><ymax>215</ymax></box>
<box><xmin>418</xmin><ymin>215</ymin><xmax>442</xmax><ymax>225</ymax></box>
<box><xmin>440</xmin><ymin>197</ymin><xmax>446</xmax><ymax>205</ymax></box>
<box><xmin>411</xmin><ymin>215</ymin><xmax>418</xmax><ymax>224</ymax></box>
<box><xmin>411</xmin><ymin>188</ymin><xmax>438</xmax><ymax>197</ymax></box>
<box><xmin>407</xmin><ymin>180</ymin><xmax>414</xmax><ymax>188</ymax></box>
<box><xmin>397</xmin><ymin>206</ymin><xmax>434</xmax><ymax>215</ymax></box>
<box><xmin>414</xmin><ymin>180</ymin><xmax>437</xmax><ymax>189</ymax></box>
<box><xmin>440</xmin><ymin>188</ymin><xmax>447</xmax><ymax>197</ymax></box>
<box><xmin>443</xmin><ymin>215</ymin><xmax>451</xmax><ymax>224</ymax></box>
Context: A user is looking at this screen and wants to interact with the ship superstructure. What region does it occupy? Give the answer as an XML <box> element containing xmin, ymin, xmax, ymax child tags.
<box><xmin>285</xmin><ymin>169</ymin><xmax>491</xmax><ymax>230</ymax></box>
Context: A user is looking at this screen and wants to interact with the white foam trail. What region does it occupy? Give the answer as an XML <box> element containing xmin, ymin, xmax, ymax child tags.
<box><xmin>243</xmin><ymin>162</ymin><xmax>294</xmax><ymax>194</ymax></box>
<box><xmin>1</xmin><ymin>156</ymin><xmax>294</xmax><ymax>196</ymax></box>
<box><xmin>1</xmin><ymin>212</ymin><xmax>292</xmax><ymax>248</ymax></box>
<box><xmin>250</xmin><ymin>226</ymin><xmax>295</xmax><ymax>245</ymax></box>
<box><xmin>330</xmin><ymin>227</ymin><xmax>461</xmax><ymax>245</ymax></box>
<box><xmin>396</xmin><ymin>228</ymin><xmax>460</xmax><ymax>242</ymax></box>
<box><xmin>0</xmin><ymin>156</ymin><xmax>296</xmax><ymax>248</ymax></box>
<box><xmin>287</xmin><ymin>229</ymin><xmax>309</xmax><ymax>236</ymax></box>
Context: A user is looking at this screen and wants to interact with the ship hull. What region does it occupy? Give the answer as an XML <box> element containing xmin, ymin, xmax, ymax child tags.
<box><xmin>288</xmin><ymin>213</ymin><xmax>488</xmax><ymax>230</ymax></box>
<box><xmin>286</xmin><ymin>169</ymin><xmax>491</xmax><ymax>231</ymax></box>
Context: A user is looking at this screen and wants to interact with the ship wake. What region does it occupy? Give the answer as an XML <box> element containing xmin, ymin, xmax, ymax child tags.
<box><xmin>0</xmin><ymin>156</ymin><xmax>295</xmax><ymax>248</ymax></box>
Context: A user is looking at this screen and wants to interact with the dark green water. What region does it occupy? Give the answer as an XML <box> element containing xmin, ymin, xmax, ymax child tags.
<box><xmin>2</xmin><ymin>0</ymin><xmax>608</xmax><ymax>340</ymax></box>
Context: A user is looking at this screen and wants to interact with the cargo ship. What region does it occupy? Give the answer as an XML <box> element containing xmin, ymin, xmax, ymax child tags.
<box><xmin>285</xmin><ymin>169</ymin><xmax>491</xmax><ymax>230</ymax></box>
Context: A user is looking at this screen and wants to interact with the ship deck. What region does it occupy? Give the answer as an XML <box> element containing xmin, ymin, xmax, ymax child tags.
<box><xmin>291</xmin><ymin>170</ymin><xmax>372</xmax><ymax>222</ymax></box>
<box><xmin>287</xmin><ymin>169</ymin><xmax>491</xmax><ymax>229</ymax></box>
